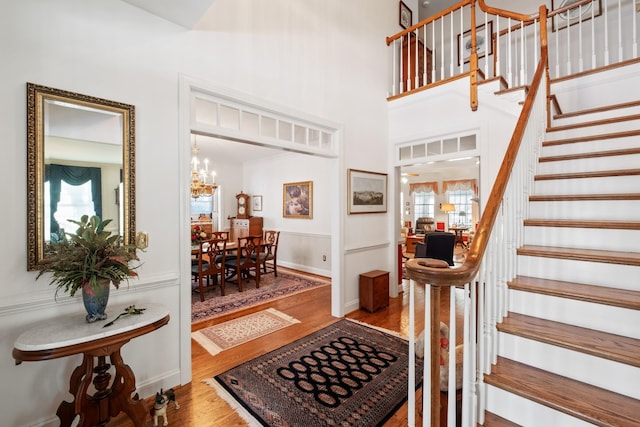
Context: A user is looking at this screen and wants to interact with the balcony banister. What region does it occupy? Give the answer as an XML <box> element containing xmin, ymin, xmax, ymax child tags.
<box><xmin>386</xmin><ymin>0</ymin><xmax>472</xmax><ymax>46</ymax></box>
<box><xmin>477</xmin><ymin>0</ymin><xmax>537</xmax><ymax>22</ymax></box>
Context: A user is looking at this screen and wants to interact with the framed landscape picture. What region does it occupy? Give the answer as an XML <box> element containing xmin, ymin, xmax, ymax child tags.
<box><xmin>283</xmin><ymin>181</ymin><xmax>312</xmax><ymax>219</ymax></box>
<box><xmin>348</xmin><ymin>169</ymin><xmax>387</xmax><ymax>214</ymax></box>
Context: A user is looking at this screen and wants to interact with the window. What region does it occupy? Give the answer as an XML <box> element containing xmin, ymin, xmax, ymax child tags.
<box><xmin>413</xmin><ymin>191</ymin><xmax>435</xmax><ymax>225</ymax></box>
<box><xmin>45</xmin><ymin>180</ymin><xmax>96</xmax><ymax>240</ymax></box>
<box><xmin>447</xmin><ymin>189</ymin><xmax>473</xmax><ymax>226</ymax></box>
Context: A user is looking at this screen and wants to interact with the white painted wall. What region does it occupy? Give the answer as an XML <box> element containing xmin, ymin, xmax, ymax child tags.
<box><xmin>0</xmin><ymin>0</ymin><xmax>395</xmax><ymax>425</ymax></box>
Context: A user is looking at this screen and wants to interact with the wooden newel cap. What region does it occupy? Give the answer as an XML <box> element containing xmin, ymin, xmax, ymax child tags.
<box><xmin>409</xmin><ymin>258</ymin><xmax>449</xmax><ymax>269</ymax></box>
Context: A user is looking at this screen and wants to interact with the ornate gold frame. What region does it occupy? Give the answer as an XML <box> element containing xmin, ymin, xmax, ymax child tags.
<box><xmin>26</xmin><ymin>83</ymin><xmax>136</xmax><ymax>270</ymax></box>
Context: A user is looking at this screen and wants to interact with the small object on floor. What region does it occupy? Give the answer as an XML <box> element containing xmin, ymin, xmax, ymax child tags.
<box><xmin>151</xmin><ymin>388</ymin><xmax>179</xmax><ymax>426</ymax></box>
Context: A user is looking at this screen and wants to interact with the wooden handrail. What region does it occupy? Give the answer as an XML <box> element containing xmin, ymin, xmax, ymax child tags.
<box><xmin>386</xmin><ymin>0</ymin><xmax>472</xmax><ymax>45</ymax></box>
<box><xmin>477</xmin><ymin>0</ymin><xmax>537</xmax><ymax>22</ymax></box>
<box><xmin>547</xmin><ymin>0</ymin><xmax>594</xmax><ymax>19</ymax></box>
<box><xmin>405</xmin><ymin>5</ymin><xmax>549</xmax><ymax>288</ymax></box>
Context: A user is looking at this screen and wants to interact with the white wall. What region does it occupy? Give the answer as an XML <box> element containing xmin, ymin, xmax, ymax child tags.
<box><xmin>0</xmin><ymin>0</ymin><xmax>395</xmax><ymax>425</ymax></box>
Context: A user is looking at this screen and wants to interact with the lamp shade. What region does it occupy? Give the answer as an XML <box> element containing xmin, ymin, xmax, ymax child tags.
<box><xmin>440</xmin><ymin>203</ymin><xmax>455</xmax><ymax>213</ymax></box>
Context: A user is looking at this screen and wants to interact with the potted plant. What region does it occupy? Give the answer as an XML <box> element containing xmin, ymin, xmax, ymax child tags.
<box><xmin>36</xmin><ymin>215</ymin><xmax>141</xmax><ymax>323</ymax></box>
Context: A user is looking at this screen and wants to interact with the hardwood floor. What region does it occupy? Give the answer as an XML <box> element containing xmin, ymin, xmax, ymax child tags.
<box><xmin>109</xmin><ymin>271</ymin><xmax>465</xmax><ymax>426</ymax></box>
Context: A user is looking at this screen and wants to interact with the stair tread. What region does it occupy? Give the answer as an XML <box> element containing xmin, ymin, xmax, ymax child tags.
<box><xmin>535</xmin><ymin>168</ymin><xmax>640</xmax><ymax>180</ymax></box>
<box><xmin>542</xmin><ymin>129</ymin><xmax>640</xmax><ymax>146</ymax></box>
<box><xmin>499</xmin><ymin>312</ymin><xmax>640</xmax><ymax>367</ymax></box>
<box><xmin>510</xmin><ymin>275</ymin><xmax>640</xmax><ymax>310</ymax></box>
<box><xmin>523</xmin><ymin>219</ymin><xmax>640</xmax><ymax>230</ymax></box>
<box><xmin>548</xmin><ymin>113</ymin><xmax>640</xmax><ymax>133</ymax></box>
<box><xmin>480</xmin><ymin>411</ymin><xmax>522</xmax><ymax>427</ymax></box>
<box><xmin>554</xmin><ymin>99</ymin><xmax>640</xmax><ymax>120</ymax></box>
<box><xmin>530</xmin><ymin>193</ymin><xmax>640</xmax><ymax>201</ymax></box>
<box><xmin>539</xmin><ymin>147</ymin><xmax>640</xmax><ymax>162</ymax></box>
<box><xmin>517</xmin><ymin>245</ymin><xmax>640</xmax><ymax>266</ymax></box>
<box><xmin>485</xmin><ymin>357</ymin><xmax>640</xmax><ymax>427</ymax></box>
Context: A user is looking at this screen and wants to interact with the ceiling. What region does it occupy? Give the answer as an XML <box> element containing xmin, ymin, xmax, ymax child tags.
<box><xmin>124</xmin><ymin>0</ymin><xmax>479</xmax><ymax>176</ymax></box>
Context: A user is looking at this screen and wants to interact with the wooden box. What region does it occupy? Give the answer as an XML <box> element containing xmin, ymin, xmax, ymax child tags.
<box><xmin>359</xmin><ymin>270</ymin><xmax>389</xmax><ymax>312</ymax></box>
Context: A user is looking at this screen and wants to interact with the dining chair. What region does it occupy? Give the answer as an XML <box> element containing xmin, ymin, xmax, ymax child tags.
<box><xmin>261</xmin><ymin>230</ymin><xmax>280</xmax><ymax>277</ymax></box>
<box><xmin>225</xmin><ymin>235</ymin><xmax>262</xmax><ymax>292</ymax></box>
<box><xmin>210</xmin><ymin>231</ymin><xmax>229</xmax><ymax>241</ymax></box>
<box><xmin>191</xmin><ymin>238</ymin><xmax>227</xmax><ymax>301</ymax></box>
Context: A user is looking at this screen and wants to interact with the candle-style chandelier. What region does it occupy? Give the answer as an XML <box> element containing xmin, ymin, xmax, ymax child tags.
<box><xmin>190</xmin><ymin>135</ymin><xmax>217</xmax><ymax>199</ymax></box>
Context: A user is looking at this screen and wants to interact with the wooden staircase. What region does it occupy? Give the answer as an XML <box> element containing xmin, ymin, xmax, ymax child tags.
<box><xmin>480</xmin><ymin>71</ymin><xmax>640</xmax><ymax>426</ymax></box>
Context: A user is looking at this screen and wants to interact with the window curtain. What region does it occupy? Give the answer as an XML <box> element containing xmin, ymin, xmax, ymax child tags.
<box><xmin>45</xmin><ymin>164</ymin><xmax>102</xmax><ymax>237</ymax></box>
<box><xmin>442</xmin><ymin>179</ymin><xmax>478</xmax><ymax>195</ymax></box>
<box><xmin>409</xmin><ymin>181</ymin><xmax>439</xmax><ymax>194</ymax></box>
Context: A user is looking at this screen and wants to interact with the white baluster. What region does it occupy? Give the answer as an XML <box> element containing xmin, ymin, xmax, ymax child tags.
<box><xmin>618</xmin><ymin>0</ymin><xmax>623</xmax><ymax>61</ymax></box>
<box><xmin>408</xmin><ymin>278</ymin><xmax>415</xmax><ymax>426</ymax></box>
<box><xmin>507</xmin><ymin>18</ymin><xmax>513</xmax><ymax>87</ymax></box>
<box><xmin>604</xmin><ymin>0</ymin><xmax>610</xmax><ymax>65</ymax></box>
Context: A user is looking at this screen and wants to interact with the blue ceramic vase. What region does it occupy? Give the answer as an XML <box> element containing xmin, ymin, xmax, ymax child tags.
<box><xmin>82</xmin><ymin>280</ymin><xmax>110</xmax><ymax>323</ymax></box>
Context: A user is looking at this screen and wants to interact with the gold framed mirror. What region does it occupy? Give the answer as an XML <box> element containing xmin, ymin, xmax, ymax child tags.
<box><xmin>27</xmin><ymin>83</ymin><xmax>135</xmax><ymax>270</ymax></box>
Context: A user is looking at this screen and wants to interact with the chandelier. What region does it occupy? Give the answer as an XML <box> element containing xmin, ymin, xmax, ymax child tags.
<box><xmin>190</xmin><ymin>136</ymin><xmax>217</xmax><ymax>199</ymax></box>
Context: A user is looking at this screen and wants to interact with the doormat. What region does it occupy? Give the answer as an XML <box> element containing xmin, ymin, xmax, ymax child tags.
<box><xmin>192</xmin><ymin>271</ymin><xmax>330</xmax><ymax>324</ymax></box>
<box><xmin>192</xmin><ymin>308</ymin><xmax>300</xmax><ymax>356</ymax></box>
<box><xmin>206</xmin><ymin>319</ymin><xmax>421</xmax><ymax>427</ymax></box>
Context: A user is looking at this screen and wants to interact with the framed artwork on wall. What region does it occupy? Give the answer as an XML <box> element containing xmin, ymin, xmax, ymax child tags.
<box><xmin>399</xmin><ymin>1</ymin><xmax>412</xmax><ymax>29</ymax></box>
<box><xmin>457</xmin><ymin>21</ymin><xmax>493</xmax><ymax>65</ymax></box>
<box><xmin>552</xmin><ymin>0</ymin><xmax>602</xmax><ymax>32</ymax></box>
<box><xmin>252</xmin><ymin>195</ymin><xmax>262</xmax><ymax>212</ymax></box>
<box><xmin>283</xmin><ymin>181</ymin><xmax>312</xmax><ymax>219</ymax></box>
<box><xmin>348</xmin><ymin>169</ymin><xmax>388</xmax><ymax>214</ymax></box>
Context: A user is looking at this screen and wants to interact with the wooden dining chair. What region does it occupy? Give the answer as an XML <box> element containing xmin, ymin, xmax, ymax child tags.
<box><xmin>225</xmin><ymin>235</ymin><xmax>261</xmax><ymax>292</ymax></box>
<box><xmin>261</xmin><ymin>230</ymin><xmax>280</xmax><ymax>277</ymax></box>
<box><xmin>191</xmin><ymin>238</ymin><xmax>227</xmax><ymax>301</ymax></box>
<box><xmin>210</xmin><ymin>231</ymin><xmax>229</xmax><ymax>241</ymax></box>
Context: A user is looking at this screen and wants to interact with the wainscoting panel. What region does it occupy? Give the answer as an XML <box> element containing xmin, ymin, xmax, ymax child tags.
<box><xmin>277</xmin><ymin>231</ymin><xmax>331</xmax><ymax>277</ymax></box>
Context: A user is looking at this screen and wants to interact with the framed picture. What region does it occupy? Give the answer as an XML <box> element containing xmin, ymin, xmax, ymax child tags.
<box><xmin>348</xmin><ymin>169</ymin><xmax>388</xmax><ymax>214</ymax></box>
<box><xmin>252</xmin><ymin>195</ymin><xmax>262</xmax><ymax>212</ymax></box>
<box><xmin>283</xmin><ymin>181</ymin><xmax>312</xmax><ymax>219</ymax></box>
<box><xmin>457</xmin><ymin>21</ymin><xmax>493</xmax><ymax>65</ymax></box>
<box><xmin>552</xmin><ymin>0</ymin><xmax>602</xmax><ymax>32</ymax></box>
<box><xmin>399</xmin><ymin>1</ymin><xmax>412</xmax><ymax>29</ymax></box>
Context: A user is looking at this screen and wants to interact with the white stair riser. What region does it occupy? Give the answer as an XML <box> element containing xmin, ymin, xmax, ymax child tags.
<box><xmin>551</xmin><ymin>61</ymin><xmax>640</xmax><ymax>111</ymax></box>
<box><xmin>552</xmin><ymin>105</ymin><xmax>640</xmax><ymax>127</ymax></box>
<box><xmin>546</xmin><ymin>119</ymin><xmax>640</xmax><ymax>140</ymax></box>
<box><xmin>541</xmin><ymin>135</ymin><xmax>640</xmax><ymax>157</ymax></box>
<box><xmin>537</xmin><ymin>153</ymin><xmax>640</xmax><ymax>175</ymax></box>
<box><xmin>523</xmin><ymin>226</ymin><xmax>640</xmax><ymax>252</ymax></box>
<box><xmin>508</xmin><ymin>289</ymin><xmax>640</xmax><ymax>339</ymax></box>
<box><xmin>498</xmin><ymin>333</ymin><xmax>640</xmax><ymax>399</ymax></box>
<box><xmin>529</xmin><ymin>199</ymin><xmax>640</xmax><ymax>221</ymax></box>
<box><xmin>533</xmin><ymin>175</ymin><xmax>640</xmax><ymax>195</ymax></box>
<box><xmin>516</xmin><ymin>255</ymin><xmax>640</xmax><ymax>291</ymax></box>
<box><xmin>485</xmin><ymin>385</ymin><xmax>594</xmax><ymax>427</ymax></box>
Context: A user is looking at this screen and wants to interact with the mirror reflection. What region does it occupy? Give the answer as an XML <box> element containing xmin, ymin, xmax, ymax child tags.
<box><xmin>27</xmin><ymin>83</ymin><xmax>135</xmax><ymax>270</ymax></box>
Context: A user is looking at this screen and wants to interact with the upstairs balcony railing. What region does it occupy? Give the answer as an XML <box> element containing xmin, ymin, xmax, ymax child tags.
<box><xmin>392</xmin><ymin>1</ymin><xmax>638</xmax><ymax>426</ymax></box>
<box><xmin>387</xmin><ymin>0</ymin><xmax>639</xmax><ymax>107</ymax></box>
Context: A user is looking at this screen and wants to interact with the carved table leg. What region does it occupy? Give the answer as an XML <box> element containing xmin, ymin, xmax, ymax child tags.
<box><xmin>108</xmin><ymin>349</ymin><xmax>149</xmax><ymax>426</ymax></box>
<box><xmin>56</xmin><ymin>354</ymin><xmax>94</xmax><ymax>427</ymax></box>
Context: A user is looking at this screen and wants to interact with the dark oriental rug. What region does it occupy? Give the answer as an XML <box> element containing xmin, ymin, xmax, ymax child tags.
<box><xmin>208</xmin><ymin>319</ymin><xmax>421</xmax><ymax>427</ymax></box>
<box><xmin>191</xmin><ymin>271</ymin><xmax>330</xmax><ymax>323</ymax></box>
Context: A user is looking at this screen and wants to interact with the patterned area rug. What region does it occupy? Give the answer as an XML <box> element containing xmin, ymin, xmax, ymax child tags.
<box><xmin>207</xmin><ymin>319</ymin><xmax>421</xmax><ymax>427</ymax></box>
<box><xmin>192</xmin><ymin>271</ymin><xmax>330</xmax><ymax>323</ymax></box>
<box><xmin>192</xmin><ymin>308</ymin><xmax>300</xmax><ymax>356</ymax></box>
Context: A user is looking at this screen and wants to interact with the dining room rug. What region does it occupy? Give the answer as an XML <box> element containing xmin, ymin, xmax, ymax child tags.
<box><xmin>205</xmin><ymin>319</ymin><xmax>421</xmax><ymax>427</ymax></box>
<box><xmin>192</xmin><ymin>308</ymin><xmax>300</xmax><ymax>356</ymax></box>
<box><xmin>191</xmin><ymin>271</ymin><xmax>330</xmax><ymax>323</ymax></box>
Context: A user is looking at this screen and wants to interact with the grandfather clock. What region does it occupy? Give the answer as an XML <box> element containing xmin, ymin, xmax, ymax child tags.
<box><xmin>230</xmin><ymin>192</ymin><xmax>263</xmax><ymax>241</ymax></box>
<box><xmin>236</xmin><ymin>192</ymin><xmax>250</xmax><ymax>219</ymax></box>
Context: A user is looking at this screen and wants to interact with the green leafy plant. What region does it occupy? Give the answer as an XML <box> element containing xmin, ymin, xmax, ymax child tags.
<box><xmin>36</xmin><ymin>215</ymin><xmax>141</xmax><ymax>298</ymax></box>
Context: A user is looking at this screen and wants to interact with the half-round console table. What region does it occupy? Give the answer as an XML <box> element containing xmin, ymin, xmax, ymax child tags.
<box><xmin>13</xmin><ymin>303</ymin><xmax>170</xmax><ymax>427</ymax></box>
